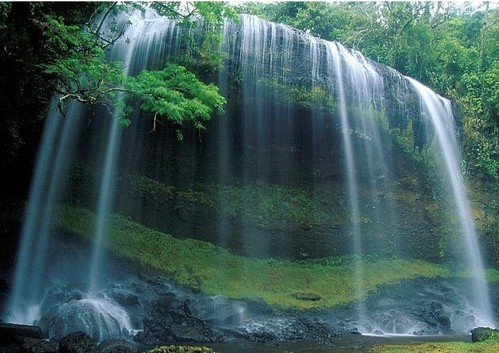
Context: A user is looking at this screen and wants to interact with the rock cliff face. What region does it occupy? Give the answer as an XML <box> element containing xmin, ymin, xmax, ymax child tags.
<box><xmin>70</xmin><ymin>14</ymin><xmax>465</xmax><ymax>263</ymax></box>
<box><xmin>2</xmin><ymin>258</ymin><xmax>498</xmax><ymax>345</ymax></box>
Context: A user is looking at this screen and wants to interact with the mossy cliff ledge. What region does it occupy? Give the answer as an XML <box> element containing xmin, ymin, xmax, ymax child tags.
<box><xmin>67</xmin><ymin>166</ymin><xmax>460</xmax><ymax>264</ymax></box>
<box><xmin>45</xmin><ymin>206</ymin><xmax>499</xmax><ymax>342</ymax></box>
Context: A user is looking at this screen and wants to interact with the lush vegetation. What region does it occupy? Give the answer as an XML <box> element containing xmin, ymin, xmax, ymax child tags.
<box><xmin>242</xmin><ymin>1</ymin><xmax>499</xmax><ymax>183</ymax></box>
<box><xmin>40</xmin><ymin>3</ymin><xmax>227</xmax><ymax>132</ymax></box>
<box><xmin>1</xmin><ymin>2</ymin><xmax>497</xmax><ymax>188</ymax></box>
<box><xmin>373</xmin><ymin>341</ymin><xmax>499</xmax><ymax>353</ymax></box>
<box><xmin>241</xmin><ymin>0</ymin><xmax>499</xmax><ymax>265</ymax></box>
<box><xmin>51</xmin><ymin>204</ymin><xmax>499</xmax><ymax>311</ymax></box>
<box><xmin>0</xmin><ymin>2</ymin><xmax>231</xmax><ymax>183</ymax></box>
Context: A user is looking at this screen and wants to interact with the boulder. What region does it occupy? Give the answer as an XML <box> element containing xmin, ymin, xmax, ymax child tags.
<box><xmin>104</xmin><ymin>290</ymin><xmax>140</xmax><ymax>308</ymax></box>
<box><xmin>471</xmin><ymin>327</ymin><xmax>499</xmax><ymax>342</ymax></box>
<box><xmin>97</xmin><ymin>339</ymin><xmax>138</xmax><ymax>353</ymax></box>
<box><xmin>59</xmin><ymin>331</ymin><xmax>97</xmax><ymax>353</ymax></box>
<box><xmin>188</xmin><ymin>297</ymin><xmax>246</xmax><ymax>325</ymax></box>
<box><xmin>0</xmin><ymin>324</ymin><xmax>42</xmax><ymax>345</ymax></box>
<box><xmin>20</xmin><ymin>337</ymin><xmax>58</xmax><ymax>353</ymax></box>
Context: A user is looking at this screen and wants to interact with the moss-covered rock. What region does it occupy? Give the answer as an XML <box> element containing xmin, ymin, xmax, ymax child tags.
<box><xmin>471</xmin><ymin>327</ymin><xmax>499</xmax><ymax>342</ymax></box>
<box><xmin>147</xmin><ymin>346</ymin><xmax>214</xmax><ymax>353</ymax></box>
<box><xmin>53</xmin><ymin>205</ymin><xmax>455</xmax><ymax>310</ymax></box>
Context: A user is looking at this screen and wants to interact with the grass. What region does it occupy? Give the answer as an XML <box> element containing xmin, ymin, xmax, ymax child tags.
<box><xmin>52</xmin><ymin>205</ymin><xmax>457</xmax><ymax>310</ymax></box>
<box><xmin>372</xmin><ymin>341</ymin><xmax>499</xmax><ymax>353</ymax></box>
<box><xmin>147</xmin><ymin>346</ymin><xmax>214</xmax><ymax>353</ymax></box>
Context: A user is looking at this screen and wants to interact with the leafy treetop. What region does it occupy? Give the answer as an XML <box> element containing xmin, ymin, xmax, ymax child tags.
<box><xmin>241</xmin><ymin>1</ymin><xmax>499</xmax><ymax>180</ymax></box>
<box><xmin>40</xmin><ymin>1</ymin><xmax>233</xmax><ymax>135</ymax></box>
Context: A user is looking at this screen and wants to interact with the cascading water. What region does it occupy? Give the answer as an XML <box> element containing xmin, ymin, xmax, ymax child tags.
<box><xmin>327</xmin><ymin>41</ymin><xmax>366</xmax><ymax>326</ymax></box>
<box><xmin>5</xmin><ymin>99</ymin><xmax>87</xmax><ymax>325</ymax></box>
<box><xmin>407</xmin><ymin>77</ymin><xmax>494</xmax><ymax>327</ymax></box>
<box><xmin>214</xmin><ymin>14</ymin><xmax>494</xmax><ymax>332</ymax></box>
<box><xmin>3</xmin><ymin>9</ymin><xmax>495</xmax><ymax>341</ymax></box>
<box><xmin>2</xmin><ymin>10</ymin><xmax>183</xmax><ymax>340</ymax></box>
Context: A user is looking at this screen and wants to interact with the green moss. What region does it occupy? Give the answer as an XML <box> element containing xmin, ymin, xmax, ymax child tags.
<box><xmin>372</xmin><ymin>341</ymin><xmax>499</xmax><ymax>353</ymax></box>
<box><xmin>122</xmin><ymin>175</ymin><xmax>343</xmax><ymax>230</ymax></box>
<box><xmin>485</xmin><ymin>268</ymin><xmax>499</xmax><ymax>283</ymax></box>
<box><xmin>257</xmin><ymin>77</ymin><xmax>337</xmax><ymax>112</ymax></box>
<box><xmin>53</xmin><ymin>205</ymin><xmax>456</xmax><ymax>310</ymax></box>
<box><xmin>217</xmin><ymin>182</ymin><xmax>337</xmax><ymax>229</ymax></box>
<box><xmin>147</xmin><ymin>345</ymin><xmax>214</xmax><ymax>353</ymax></box>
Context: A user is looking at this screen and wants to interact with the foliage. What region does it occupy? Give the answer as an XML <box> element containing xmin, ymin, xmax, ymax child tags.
<box><xmin>0</xmin><ymin>2</ymin><xmax>10</xmax><ymax>31</ymax></box>
<box><xmin>0</xmin><ymin>2</ymin><xmax>98</xmax><ymax>186</ymax></box>
<box><xmin>372</xmin><ymin>341</ymin><xmax>499</xmax><ymax>353</ymax></box>
<box><xmin>240</xmin><ymin>1</ymin><xmax>499</xmax><ymax>257</ymax></box>
<box><xmin>37</xmin><ymin>3</ymin><xmax>229</xmax><ymax>131</ymax></box>
<box><xmin>258</xmin><ymin>78</ymin><xmax>337</xmax><ymax>112</ymax></box>
<box><xmin>147</xmin><ymin>346</ymin><xmax>214</xmax><ymax>353</ymax></box>
<box><xmin>241</xmin><ymin>2</ymin><xmax>459</xmax><ymax>86</ymax></box>
<box><xmin>53</xmin><ymin>204</ymin><xmax>458</xmax><ymax>310</ymax></box>
<box><xmin>152</xmin><ymin>1</ymin><xmax>238</xmax><ymax>69</ymax></box>
<box><xmin>241</xmin><ymin>1</ymin><xmax>499</xmax><ymax>182</ymax></box>
<box><xmin>40</xmin><ymin>14</ymin><xmax>125</xmax><ymax>109</ymax></box>
<box><xmin>126</xmin><ymin>64</ymin><xmax>226</xmax><ymax>136</ymax></box>
<box><xmin>461</xmin><ymin>62</ymin><xmax>499</xmax><ymax>181</ymax></box>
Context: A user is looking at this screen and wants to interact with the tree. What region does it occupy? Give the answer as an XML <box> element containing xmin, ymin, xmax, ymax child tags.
<box><xmin>40</xmin><ymin>2</ymin><xmax>232</xmax><ymax>132</ymax></box>
<box><xmin>127</xmin><ymin>64</ymin><xmax>226</xmax><ymax>138</ymax></box>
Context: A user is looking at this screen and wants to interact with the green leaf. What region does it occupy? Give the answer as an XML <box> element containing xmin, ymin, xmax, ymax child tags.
<box><xmin>126</xmin><ymin>63</ymin><xmax>226</xmax><ymax>130</ymax></box>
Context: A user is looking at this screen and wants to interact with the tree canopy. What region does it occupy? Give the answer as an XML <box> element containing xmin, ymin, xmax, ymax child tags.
<box><xmin>40</xmin><ymin>2</ymin><xmax>234</xmax><ymax>132</ymax></box>
<box><xmin>0</xmin><ymin>1</ymin><xmax>234</xmax><ymax>159</ymax></box>
<box><xmin>241</xmin><ymin>1</ymin><xmax>499</xmax><ymax>181</ymax></box>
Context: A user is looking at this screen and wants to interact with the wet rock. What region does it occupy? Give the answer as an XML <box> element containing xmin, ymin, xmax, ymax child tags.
<box><xmin>154</xmin><ymin>293</ymin><xmax>179</xmax><ymax>310</ymax></box>
<box><xmin>0</xmin><ymin>324</ymin><xmax>42</xmax><ymax>345</ymax></box>
<box><xmin>132</xmin><ymin>332</ymin><xmax>158</xmax><ymax>347</ymax></box>
<box><xmin>414</xmin><ymin>301</ymin><xmax>451</xmax><ymax>333</ymax></box>
<box><xmin>20</xmin><ymin>337</ymin><xmax>58</xmax><ymax>353</ymax></box>
<box><xmin>188</xmin><ymin>297</ymin><xmax>246</xmax><ymax>326</ymax></box>
<box><xmin>471</xmin><ymin>327</ymin><xmax>499</xmax><ymax>342</ymax></box>
<box><xmin>97</xmin><ymin>339</ymin><xmax>138</xmax><ymax>353</ymax></box>
<box><xmin>147</xmin><ymin>345</ymin><xmax>215</xmax><ymax>353</ymax></box>
<box><xmin>361</xmin><ymin>277</ymin><xmax>487</xmax><ymax>334</ymax></box>
<box><xmin>39</xmin><ymin>297</ymin><xmax>132</xmax><ymax>341</ymax></box>
<box><xmin>59</xmin><ymin>331</ymin><xmax>97</xmax><ymax>353</ymax></box>
<box><xmin>292</xmin><ymin>292</ymin><xmax>322</xmax><ymax>301</ymax></box>
<box><xmin>169</xmin><ymin>322</ymin><xmax>211</xmax><ymax>343</ymax></box>
<box><xmin>105</xmin><ymin>290</ymin><xmax>140</xmax><ymax>307</ymax></box>
<box><xmin>136</xmin><ymin>294</ymin><xmax>223</xmax><ymax>345</ymax></box>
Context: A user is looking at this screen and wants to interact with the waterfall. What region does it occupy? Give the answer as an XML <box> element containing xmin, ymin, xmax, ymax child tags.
<box><xmin>407</xmin><ymin>77</ymin><xmax>494</xmax><ymax>327</ymax></box>
<box><xmin>4</xmin><ymin>99</ymin><xmax>86</xmax><ymax>325</ymax></box>
<box><xmin>2</xmin><ymin>10</ymin><xmax>181</xmax><ymax>339</ymax></box>
<box><xmin>3</xmin><ymin>10</ymin><xmax>494</xmax><ymax>339</ymax></box>
<box><xmin>216</xmin><ymin>14</ymin><xmax>494</xmax><ymax>331</ymax></box>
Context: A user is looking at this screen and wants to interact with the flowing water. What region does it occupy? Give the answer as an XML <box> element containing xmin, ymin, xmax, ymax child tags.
<box><xmin>407</xmin><ymin>77</ymin><xmax>494</xmax><ymax>327</ymax></box>
<box><xmin>2</xmin><ymin>10</ymin><xmax>495</xmax><ymax>340</ymax></box>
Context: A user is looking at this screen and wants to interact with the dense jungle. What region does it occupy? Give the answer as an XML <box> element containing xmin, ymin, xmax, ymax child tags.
<box><xmin>0</xmin><ymin>2</ymin><xmax>499</xmax><ymax>353</ymax></box>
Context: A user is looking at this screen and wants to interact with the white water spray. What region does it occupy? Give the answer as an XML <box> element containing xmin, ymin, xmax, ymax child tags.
<box><xmin>408</xmin><ymin>77</ymin><xmax>494</xmax><ymax>327</ymax></box>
